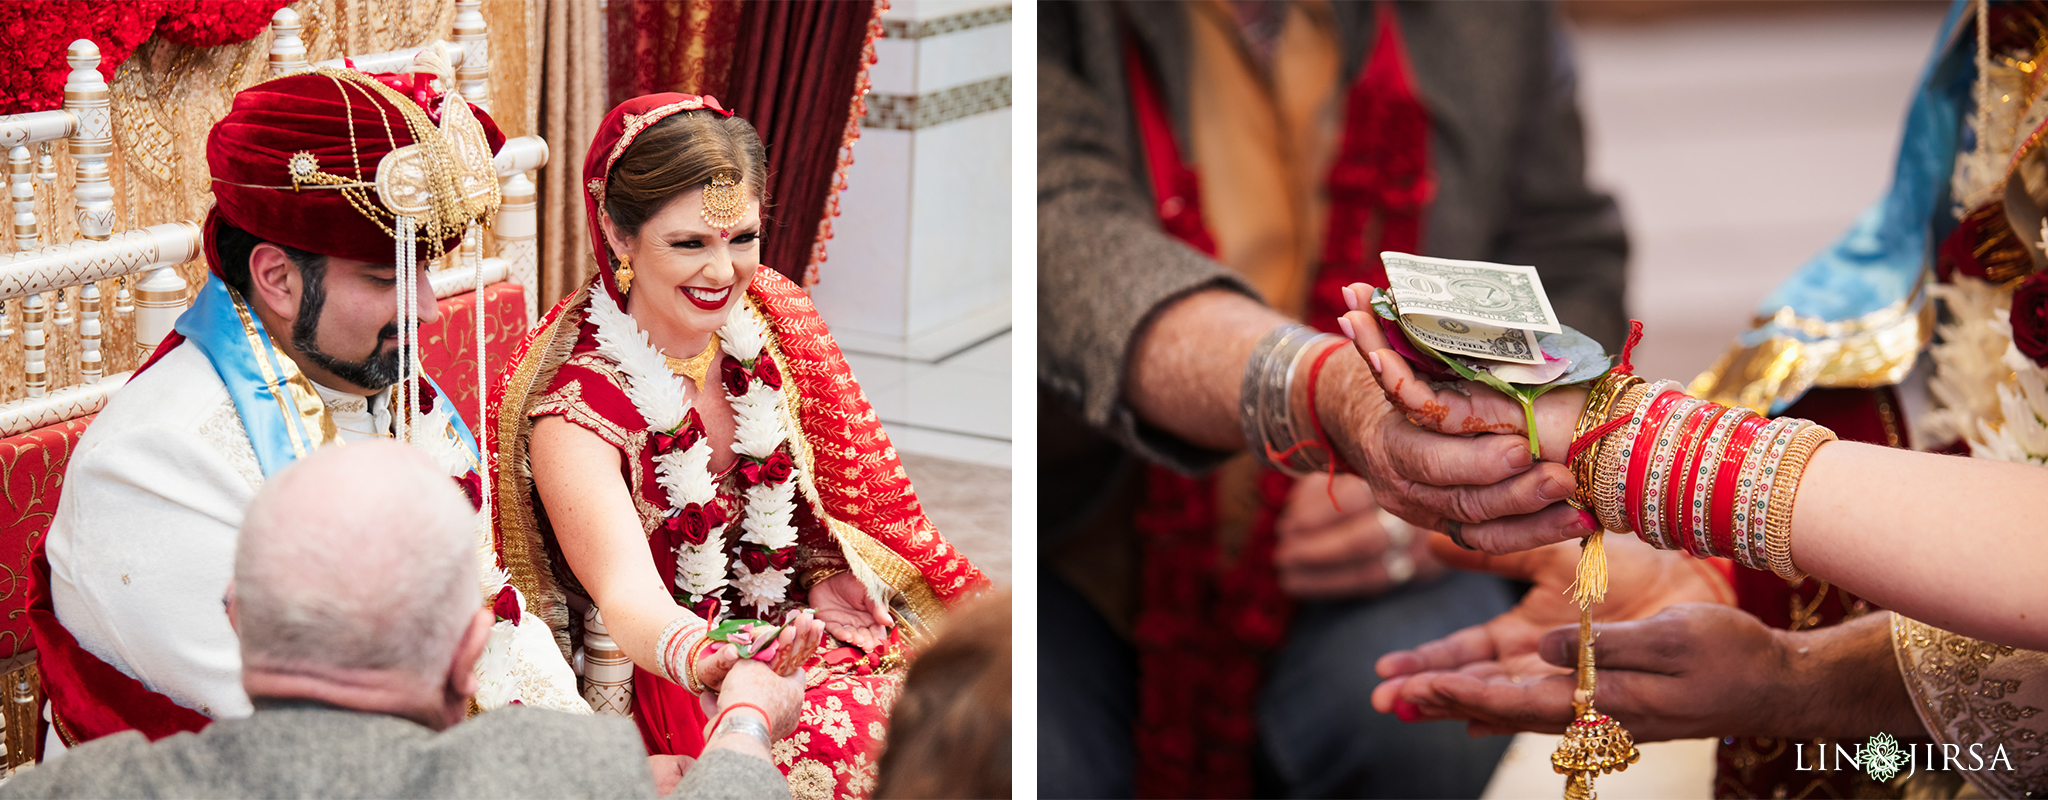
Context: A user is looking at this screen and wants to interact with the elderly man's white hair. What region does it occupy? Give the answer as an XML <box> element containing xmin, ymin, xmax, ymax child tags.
<box><xmin>235</xmin><ymin>439</ymin><xmax>478</xmax><ymax>678</ymax></box>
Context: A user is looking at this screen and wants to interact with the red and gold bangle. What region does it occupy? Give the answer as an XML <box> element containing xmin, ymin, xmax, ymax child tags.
<box><xmin>1747</xmin><ymin>419</ymin><xmax>1807</xmax><ymax>572</ymax></box>
<box><xmin>1732</xmin><ymin>418</ymin><xmax>1793</xmax><ymax>569</ymax></box>
<box><xmin>1640</xmin><ymin>397</ymin><xmax>1705</xmax><ymax>551</ymax></box>
<box><xmin>1765</xmin><ymin>425</ymin><xmax>1836</xmax><ymax>581</ymax></box>
<box><xmin>1708</xmin><ymin>413</ymin><xmax>1766</xmax><ymax>559</ymax></box>
<box><xmin>1596</xmin><ymin>381</ymin><xmax>1674</xmax><ymax>534</ymax></box>
<box><xmin>1625</xmin><ymin>390</ymin><xmax>1688</xmax><ymax>537</ymax></box>
<box><xmin>1664</xmin><ymin>403</ymin><xmax>1721</xmax><ymax>556</ymax></box>
<box><xmin>1683</xmin><ymin>405</ymin><xmax>1744</xmax><ymax>558</ymax></box>
<box><xmin>683</xmin><ymin>633</ymin><xmax>720</xmax><ymax>695</ymax></box>
<box><xmin>657</xmin><ymin>616</ymin><xmax>710</xmax><ymax>693</ymax></box>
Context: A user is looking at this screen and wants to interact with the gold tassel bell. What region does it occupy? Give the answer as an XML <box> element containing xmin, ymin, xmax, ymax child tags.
<box><xmin>1551</xmin><ymin>538</ymin><xmax>1640</xmax><ymax>800</ymax></box>
<box><xmin>1553</xmin><ymin>367</ymin><xmax>1643</xmax><ymax>799</ymax></box>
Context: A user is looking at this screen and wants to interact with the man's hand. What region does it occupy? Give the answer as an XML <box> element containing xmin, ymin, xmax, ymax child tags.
<box><xmin>1370</xmin><ymin>535</ymin><xmax>1732</xmax><ymax>727</ymax></box>
<box><xmin>648</xmin><ymin>754</ymin><xmax>693</xmax><ymax>796</ymax></box>
<box><xmin>1275</xmin><ymin>473</ymin><xmax>1443</xmax><ymax>598</ymax></box>
<box><xmin>811</xmin><ymin>571</ymin><xmax>892</xmax><ymax>650</ymax></box>
<box><xmin>1329</xmin><ymin>289</ymin><xmax>1593</xmax><ymax>554</ymax></box>
<box><xmin>712</xmin><ymin>659</ymin><xmax>807</xmax><ymax>739</ymax></box>
<box><xmin>1375</xmin><ymin>604</ymin><xmax>1922</xmax><ymax>742</ymax></box>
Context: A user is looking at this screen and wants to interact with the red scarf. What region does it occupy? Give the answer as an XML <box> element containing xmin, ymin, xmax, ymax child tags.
<box><xmin>1125</xmin><ymin>5</ymin><xmax>1434</xmax><ymax>796</ymax></box>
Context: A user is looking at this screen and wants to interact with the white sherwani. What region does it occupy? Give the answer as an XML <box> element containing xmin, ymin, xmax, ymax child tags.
<box><xmin>45</xmin><ymin>340</ymin><xmax>396</xmax><ymax>721</ymax></box>
<box><xmin>44</xmin><ymin>339</ymin><xmax>588</xmax><ymax>746</ymax></box>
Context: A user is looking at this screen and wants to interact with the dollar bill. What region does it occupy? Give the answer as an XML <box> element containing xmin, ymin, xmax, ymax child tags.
<box><xmin>1401</xmin><ymin>314</ymin><xmax>1544</xmax><ymax>365</ymax></box>
<box><xmin>1380</xmin><ymin>252</ymin><xmax>1560</xmax><ymax>365</ymax></box>
<box><xmin>1381</xmin><ymin>252</ymin><xmax>1561</xmax><ymax>334</ymax></box>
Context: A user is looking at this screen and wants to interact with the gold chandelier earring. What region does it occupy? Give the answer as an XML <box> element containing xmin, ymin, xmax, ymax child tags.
<box><xmin>615</xmin><ymin>253</ymin><xmax>635</xmax><ymax>295</ymax></box>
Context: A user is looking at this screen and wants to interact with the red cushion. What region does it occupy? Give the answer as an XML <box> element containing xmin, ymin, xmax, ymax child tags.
<box><xmin>0</xmin><ymin>417</ymin><xmax>94</xmax><ymax>659</ymax></box>
<box><xmin>420</xmin><ymin>282</ymin><xmax>529</xmax><ymax>431</ymax></box>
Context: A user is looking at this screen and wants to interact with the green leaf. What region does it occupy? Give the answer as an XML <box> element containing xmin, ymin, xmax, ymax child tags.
<box><xmin>707</xmin><ymin>618</ymin><xmax>781</xmax><ymax>657</ymax></box>
<box><xmin>1368</xmin><ymin>288</ymin><xmax>1617</xmax><ymax>457</ymax></box>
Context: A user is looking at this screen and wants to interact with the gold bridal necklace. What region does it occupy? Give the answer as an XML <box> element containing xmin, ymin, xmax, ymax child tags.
<box><xmin>666</xmin><ymin>333</ymin><xmax>722</xmax><ymax>391</ymax></box>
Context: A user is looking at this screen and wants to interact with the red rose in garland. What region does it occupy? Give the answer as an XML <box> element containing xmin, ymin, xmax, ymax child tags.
<box><xmin>2011</xmin><ymin>271</ymin><xmax>2048</xmax><ymax>367</ymax></box>
<box><xmin>492</xmin><ymin>586</ymin><xmax>522</xmax><ymax>625</ymax></box>
<box><xmin>455</xmin><ymin>471</ymin><xmax>483</xmax><ymax>511</ymax></box>
<box><xmin>721</xmin><ymin>355</ymin><xmax>751</xmax><ymax>396</ymax></box>
<box><xmin>768</xmin><ymin>548</ymin><xmax>795</xmax><ymax>570</ymax></box>
<box><xmin>665</xmin><ymin>502</ymin><xmax>726</xmax><ymax>546</ymax></box>
<box><xmin>755</xmin><ymin>352</ymin><xmax>783</xmax><ymax>390</ymax></box>
<box><xmin>740</xmin><ymin>548</ymin><xmax>772</xmax><ymax>573</ymax></box>
<box><xmin>760</xmin><ymin>450</ymin><xmax>794</xmax><ymax>485</ymax></box>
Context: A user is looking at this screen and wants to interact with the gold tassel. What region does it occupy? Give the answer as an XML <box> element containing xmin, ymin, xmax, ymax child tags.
<box><xmin>1551</xmin><ymin>531</ymin><xmax>1638</xmax><ymax>799</ymax></box>
<box><xmin>1567</xmin><ymin>533</ymin><xmax>1608</xmax><ymax>607</ymax></box>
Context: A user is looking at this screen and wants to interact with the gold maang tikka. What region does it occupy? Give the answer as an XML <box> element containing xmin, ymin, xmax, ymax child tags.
<box><xmin>701</xmin><ymin>170</ymin><xmax>746</xmax><ymax>229</ymax></box>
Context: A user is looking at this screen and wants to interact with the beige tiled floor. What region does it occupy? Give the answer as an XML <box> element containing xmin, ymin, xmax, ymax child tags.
<box><xmin>899</xmin><ymin>451</ymin><xmax>1011</xmax><ymax>588</ymax></box>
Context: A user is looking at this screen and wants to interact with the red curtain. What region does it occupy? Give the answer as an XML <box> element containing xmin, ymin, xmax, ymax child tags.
<box><xmin>606</xmin><ymin>0</ymin><xmax>875</xmax><ymax>284</ymax></box>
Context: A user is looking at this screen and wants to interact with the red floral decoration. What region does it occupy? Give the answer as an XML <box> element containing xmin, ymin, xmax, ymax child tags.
<box><xmin>492</xmin><ymin>586</ymin><xmax>521</xmax><ymax>625</ymax></box>
<box><xmin>0</xmin><ymin>1</ymin><xmax>292</xmax><ymax>116</ymax></box>
<box><xmin>759</xmin><ymin>450</ymin><xmax>794</xmax><ymax>485</ymax></box>
<box><xmin>2011</xmin><ymin>272</ymin><xmax>2048</xmax><ymax>367</ymax></box>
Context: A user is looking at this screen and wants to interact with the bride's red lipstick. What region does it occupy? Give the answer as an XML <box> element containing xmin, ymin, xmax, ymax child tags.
<box><xmin>683</xmin><ymin>285</ymin><xmax>731</xmax><ymax>310</ymax></box>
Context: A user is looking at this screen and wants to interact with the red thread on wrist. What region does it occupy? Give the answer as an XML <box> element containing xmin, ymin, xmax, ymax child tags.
<box><xmin>1566</xmin><ymin>320</ymin><xmax>1646</xmax><ymax>468</ymax></box>
<box><xmin>1305</xmin><ymin>340</ymin><xmax>1352</xmax><ymax>507</ymax></box>
<box><xmin>705</xmin><ymin>701</ymin><xmax>773</xmax><ymax>742</ymax></box>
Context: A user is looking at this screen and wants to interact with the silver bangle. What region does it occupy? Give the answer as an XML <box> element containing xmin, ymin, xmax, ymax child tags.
<box><xmin>714</xmin><ymin>710</ymin><xmax>773</xmax><ymax>747</ymax></box>
<box><xmin>1240</xmin><ymin>323</ymin><xmax>1341</xmax><ymax>474</ymax></box>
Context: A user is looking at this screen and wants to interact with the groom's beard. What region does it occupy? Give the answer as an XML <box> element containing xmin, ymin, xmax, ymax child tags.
<box><xmin>290</xmin><ymin>261</ymin><xmax>404</xmax><ymax>390</ymax></box>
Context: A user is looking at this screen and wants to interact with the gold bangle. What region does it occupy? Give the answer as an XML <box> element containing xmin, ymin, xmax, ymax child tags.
<box><xmin>1764</xmin><ymin>424</ymin><xmax>1836</xmax><ymax>581</ymax></box>
<box><xmin>1568</xmin><ymin>373</ymin><xmax>1642</xmax><ymax>510</ymax></box>
<box><xmin>801</xmin><ymin>568</ymin><xmax>847</xmax><ymax>590</ymax></box>
<box><xmin>1592</xmin><ymin>383</ymin><xmax>1655</xmax><ymax>533</ymax></box>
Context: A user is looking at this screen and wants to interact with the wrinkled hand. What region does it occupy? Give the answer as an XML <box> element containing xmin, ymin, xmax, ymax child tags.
<box><xmin>810</xmin><ymin>570</ymin><xmax>892</xmax><ymax>650</ymax></box>
<box><xmin>1276</xmin><ymin>472</ymin><xmax>1443</xmax><ymax>598</ymax></box>
<box><xmin>1370</xmin><ymin>534</ymin><xmax>1733</xmax><ymax>733</ymax></box>
<box><xmin>648</xmin><ymin>754</ymin><xmax>693</xmax><ymax>796</ymax></box>
<box><xmin>1332</xmin><ymin>285</ymin><xmax>1592</xmax><ymax>553</ymax></box>
<box><xmin>711</xmin><ymin>658</ymin><xmax>808</xmax><ymax>739</ymax></box>
<box><xmin>1378</xmin><ymin>603</ymin><xmax>1805</xmax><ymax>742</ymax></box>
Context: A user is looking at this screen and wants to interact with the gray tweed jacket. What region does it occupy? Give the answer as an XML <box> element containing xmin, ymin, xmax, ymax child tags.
<box><xmin>0</xmin><ymin>703</ymin><xmax>792</xmax><ymax>799</ymax></box>
<box><xmin>1039</xmin><ymin>1</ymin><xmax>1628</xmax><ymax>542</ymax></box>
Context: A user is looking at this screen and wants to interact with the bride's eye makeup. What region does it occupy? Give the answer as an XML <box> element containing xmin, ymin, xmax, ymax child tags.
<box><xmin>669</xmin><ymin>237</ymin><xmax>708</xmax><ymax>249</ymax></box>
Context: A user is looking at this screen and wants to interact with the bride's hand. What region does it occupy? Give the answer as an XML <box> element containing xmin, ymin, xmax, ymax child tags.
<box><xmin>692</xmin><ymin>638</ymin><xmax>744</xmax><ymax>691</ymax></box>
<box><xmin>809</xmin><ymin>571</ymin><xmax>892</xmax><ymax>650</ymax></box>
<box><xmin>1338</xmin><ymin>284</ymin><xmax>1586</xmax><ymax>464</ymax></box>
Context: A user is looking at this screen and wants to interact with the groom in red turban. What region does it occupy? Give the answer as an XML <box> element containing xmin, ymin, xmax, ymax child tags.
<box><xmin>27</xmin><ymin>64</ymin><xmax>540</xmax><ymax>750</ymax></box>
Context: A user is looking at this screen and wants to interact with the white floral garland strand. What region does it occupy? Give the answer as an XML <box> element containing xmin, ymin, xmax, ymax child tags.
<box><xmin>721</xmin><ymin>304</ymin><xmax>802</xmax><ymax>614</ymax></box>
<box><xmin>584</xmin><ymin>289</ymin><xmax>801</xmax><ymax>615</ymax></box>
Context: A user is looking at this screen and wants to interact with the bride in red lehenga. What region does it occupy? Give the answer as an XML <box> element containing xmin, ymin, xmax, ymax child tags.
<box><xmin>485</xmin><ymin>94</ymin><xmax>987</xmax><ymax>800</ymax></box>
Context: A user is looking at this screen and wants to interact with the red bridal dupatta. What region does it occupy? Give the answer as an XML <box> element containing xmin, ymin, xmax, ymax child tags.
<box><xmin>486</xmin><ymin>92</ymin><xmax>987</xmax><ymax>685</ymax></box>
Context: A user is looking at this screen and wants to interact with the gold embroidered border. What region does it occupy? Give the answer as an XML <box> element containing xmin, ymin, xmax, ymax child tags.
<box><xmin>1892</xmin><ymin>612</ymin><xmax>2048</xmax><ymax>796</ymax></box>
<box><xmin>492</xmin><ymin>284</ymin><xmax>590</xmax><ymax>662</ymax></box>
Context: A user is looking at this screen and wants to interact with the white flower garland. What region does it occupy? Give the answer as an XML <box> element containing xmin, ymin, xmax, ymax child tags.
<box><xmin>585</xmin><ymin>288</ymin><xmax>802</xmax><ymax>617</ymax></box>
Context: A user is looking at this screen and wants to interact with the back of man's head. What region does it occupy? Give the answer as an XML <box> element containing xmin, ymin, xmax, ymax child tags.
<box><xmin>235</xmin><ymin>440</ymin><xmax>478</xmax><ymax>680</ymax></box>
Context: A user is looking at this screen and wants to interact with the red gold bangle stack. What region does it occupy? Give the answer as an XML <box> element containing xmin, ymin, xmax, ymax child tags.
<box><xmin>656</xmin><ymin>616</ymin><xmax>712</xmax><ymax>695</ymax></box>
<box><xmin>1574</xmin><ymin>381</ymin><xmax>1835</xmax><ymax>574</ymax></box>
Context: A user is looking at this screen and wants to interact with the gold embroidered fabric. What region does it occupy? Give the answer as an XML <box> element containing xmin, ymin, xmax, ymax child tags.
<box><xmin>1893</xmin><ymin>613</ymin><xmax>2048</xmax><ymax>797</ymax></box>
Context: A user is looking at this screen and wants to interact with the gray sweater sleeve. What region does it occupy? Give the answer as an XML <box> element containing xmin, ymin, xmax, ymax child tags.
<box><xmin>673</xmin><ymin>749</ymin><xmax>791</xmax><ymax>800</ymax></box>
<box><xmin>1036</xmin><ymin>53</ymin><xmax>1259</xmax><ymax>475</ymax></box>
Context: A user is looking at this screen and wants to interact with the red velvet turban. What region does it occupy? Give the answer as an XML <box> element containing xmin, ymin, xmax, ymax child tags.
<box><xmin>204</xmin><ymin>69</ymin><xmax>506</xmax><ymax>272</ymax></box>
